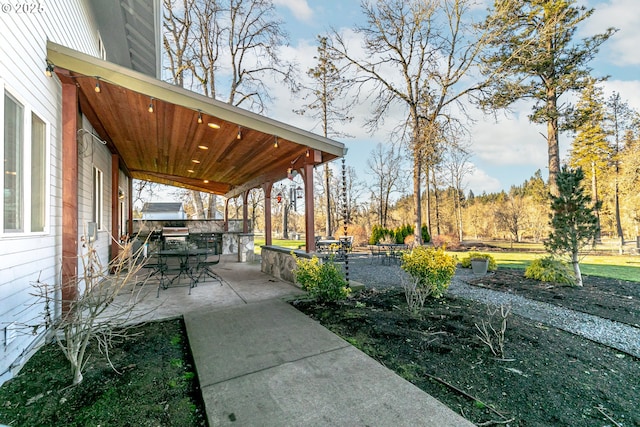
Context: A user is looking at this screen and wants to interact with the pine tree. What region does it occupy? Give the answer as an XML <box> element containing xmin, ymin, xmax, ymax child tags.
<box><xmin>546</xmin><ymin>166</ymin><xmax>600</xmax><ymax>286</ymax></box>
<box><xmin>479</xmin><ymin>0</ymin><xmax>615</xmax><ymax>195</ymax></box>
<box><xmin>569</xmin><ymin>80</ymin><xmax>611</xmax><ymax>241</ymax></box>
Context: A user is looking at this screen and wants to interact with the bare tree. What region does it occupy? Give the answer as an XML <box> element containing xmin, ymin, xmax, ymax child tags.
<box><xmin>331</xmin><ymin>0</ymin><xmax>494</xmax><ymax>244</ymax></box>
<box><xmin>444</xmin><ymin>142</ymin><xmax>472</xmax><ymax>242</ymax></box>
<box><xmin>367</xmin><ymin>142</ymin><xmax>404</xmax><ymax>227</ymax></box>
<box><xmin>163</xmin><ymin>0</ymin><xmax>296</xmax><ymax>213</ymax></box>
<box><xmin>28</xmin><ymin>239</ymin><xmax>150</xmax><ymax>385</ymax></box>
<box><xmin>495</xmin><ymin>193</ymin><xmax>527</xmax><ymax>246</ymax></box>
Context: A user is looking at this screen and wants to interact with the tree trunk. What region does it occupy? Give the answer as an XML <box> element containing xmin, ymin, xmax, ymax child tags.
<box><xmin>547</xmin><ymin>92</ymin><xmax>560</xmax><ymax>197</ymax></box>
<box><xmin>572</xmin><ymin>251</ymin><xmax>583</xmax><ymax>287</ymax></box>
<box><xmin>191</xmin><ymin>190</ymin><xmax>205</xmax><ymax>219</ymax></box>
<box><xmin>413</xmin><ymin>147</ymin><xmax>423</xmax><ymax>245</ymax></box>
<box><xmin>591</xmin><ymin>162</ymin><xmax>601</xmax><ymax>243</ymax></box>
<box><xmin>324</xmin><ymin>163</ymin><xmax>332</xmax><ymax>236</ymax></box>
<box><xmin>283</xmin><ymin>204</ymin><xmax>289</xmax><ymax>239</ymax></box>
<box><xmin>614</xmin><ymin>177</ymin><xmax>624</xmax><ymax>254</ymax></box>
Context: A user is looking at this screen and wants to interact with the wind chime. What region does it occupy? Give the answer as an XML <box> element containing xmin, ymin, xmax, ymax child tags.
<box><xmin>342</xmin><ymin>157</ymin><xmax>349</xmax><ymax>287</ymax></box>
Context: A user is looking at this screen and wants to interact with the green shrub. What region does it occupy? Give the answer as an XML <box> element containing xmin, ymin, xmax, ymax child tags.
<box><xmin>460</xmin><ymin>252</ymin><xmax>497</xmax><ymax>271</ymax></box>
<box><xmin>421</xmin><ymin>224</ymin><xmax>431</xmax><ymax>243</ymax></box>
<box><xmin>400</xmin><ymin>247</ymin><xmax>457</xmax><ymax>308</ymax></box>
<box><xmin>293</xmin><ymin>255</ymin><xmax>350</xmax><ymax>302</ymax></box>
<box><xmin>370</xmin><ymin>224</ymin><xmax>417</xmax><ymax>244</ymax></box>
<box><xmin>394</xmin><ymin>224</ymin><xmax>414</xmax><ymax>244</ymax></box>
<box><xmin>369</xmin><ymin>225</ymin><xmax>393</xmax><ymax>245</ymax></box>
<box><xmin>524</xmin><ymin>256</ymin><xmax>576</xmax><ymax>285</ymax></box>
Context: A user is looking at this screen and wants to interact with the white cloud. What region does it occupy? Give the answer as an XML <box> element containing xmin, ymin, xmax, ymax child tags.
<box><xmin>464</xmin><ymin>164</ymin><xmax>503</xmax><ymax>195</ymax></box>
<box><xmin>274</xmin><ymin>0</ymin><xmax>314</xmax><ymax>22</ymax></box>
<box><xmin>601</xmin><ymin>79</ymin><xmax>640</xmax><ymax>111</ymax></box>
<box><xmin>582</xmin><ymin>0</ymin><xmax>640</xmax><ymax>66</ymax></box>
<box><xmin>469</xmin><ymin>105</ymin><xmax>547</xmax><ymax>168</ymax></box>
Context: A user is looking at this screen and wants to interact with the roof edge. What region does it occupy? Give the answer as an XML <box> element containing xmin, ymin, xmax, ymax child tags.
<box><xmin>47</xmin><ymin>41</ymin><xmax>347</xmax><ymax>158</ymax></box>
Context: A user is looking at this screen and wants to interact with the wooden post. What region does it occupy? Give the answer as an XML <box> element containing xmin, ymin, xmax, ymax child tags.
<box><xmin>242</xmin><ymin>190</ymin><xmax>249</xmax><ymax>233</ymax></box>
<box><xmin>263</xmin><ymin>182</ymin><xmax>273</xmax><ymax>246</ymax></box>
<box><xmin>111</xmin><ymin>154</ymin><xmax>120</xmax><ymax>263</ymax></box>
<box><xmin>61</xmin><ymin>81</ymin><xmax>78</xmax><ymax>313</ymax></box>
<box><xmin>303</xmin><ymin>163</ymin><xmax>315</xmax><ymax>253</ymax></box>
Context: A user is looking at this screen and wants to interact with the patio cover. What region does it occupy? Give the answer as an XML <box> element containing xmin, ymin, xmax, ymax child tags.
<box><xmin>46</xmin><ymin>41</ymin><xmax>346</xmax><ymax>199</ymax></box>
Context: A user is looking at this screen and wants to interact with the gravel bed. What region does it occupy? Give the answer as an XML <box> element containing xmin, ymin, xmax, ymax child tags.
<box><xmin>344</xmin><ymin>256</ymin><xmax>640</xmax><ymax>358</ymax></box>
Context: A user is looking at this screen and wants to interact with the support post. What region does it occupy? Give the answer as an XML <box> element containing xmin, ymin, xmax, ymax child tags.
<box><xmin>111</xmin><ymin>154</ymin><xmax>120</xmax><ymax>263</ymax></box>
<box><xmin>263</xmin><ymin>182</ymin><xmax>273</xmax><ymax>246</ymax></box>
<box><xmin>242</xmin><ymin>190</ymin><xmax>249</xmax><ymax>233</ymax></box>
<box><xmin>61</xmin><ymin>81</ymin><xmax>78</xmax><ymax>313</ymax></box>
<box><xmin>303</xmin><ymin>163</ymin><xmax>315</xmax><ymax>253</ymax></box>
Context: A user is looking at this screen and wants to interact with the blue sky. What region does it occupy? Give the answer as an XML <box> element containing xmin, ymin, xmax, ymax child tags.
<box><xmin>267</xmin><ymin>0</ymin><xmax>640</xmax><ymax>196</ymax></box>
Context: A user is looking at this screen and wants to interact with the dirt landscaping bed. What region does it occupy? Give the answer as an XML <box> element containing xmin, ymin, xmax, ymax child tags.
<box><xmin>292</xmin><ymin>271</ymin><xmax>640</xmax><ymax>426</ymax></box>
<box><xmin>0</xmin><ymin>319</ymin><xmax>207</xmax><ymax>427</ymax></box>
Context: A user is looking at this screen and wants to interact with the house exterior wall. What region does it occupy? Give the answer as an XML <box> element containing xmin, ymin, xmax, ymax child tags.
<box><xmin>0</xmin><ymin>1</ymin><xmax>111</xmax><ymax>384</ymax></box>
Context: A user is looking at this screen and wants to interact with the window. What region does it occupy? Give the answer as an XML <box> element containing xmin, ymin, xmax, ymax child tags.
<box><xmin>3</xmin><ymin>93</ymin><xmax>24</xmax><ymax>232</ymax></box>
<box><xmin>31</xmin><ymin>113</ymin><xmax>46</xmax><ymax>232</ymax></box>
<box><xmin>2</xmin><ymin>89</ymin><xmax>48</xmax><ymax>234</ymax></box>
<box><xmin>92</xmin><ymin>167</ymin><xmax>103</xmax><ymax>230</ymax></box>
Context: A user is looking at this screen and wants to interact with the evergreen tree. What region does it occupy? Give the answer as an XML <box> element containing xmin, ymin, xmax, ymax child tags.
<box><xmin>546</xmin><ymin>166</ymin><xmax>600</xmax><ymax>287</ymax></box>
<box><xmin>569</xmin><ymin>80</ymin><xmax>611</xmax><ymax>241</ymax></box>
<box><xmin>479</xmin><ymin>0</ymin><xmax>615</xmax><ymax>195</ymax></box>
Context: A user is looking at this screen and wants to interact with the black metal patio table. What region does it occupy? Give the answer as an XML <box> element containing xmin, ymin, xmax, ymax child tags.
<box><xmin>156</xmin><ymin>248</ymin><xmax>210</xmax><ymax>296</ymax></box>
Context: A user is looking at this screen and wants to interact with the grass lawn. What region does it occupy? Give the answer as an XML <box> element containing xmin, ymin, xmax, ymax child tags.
<box><xmin>253</xmin><ymin>236</ymin><xmax>304</xmax><ymax>253</ymax></box>
<box><xmin>453</xmin><ymin>250</ymin><xmax>640</xmax><ymax>282</ymax></box>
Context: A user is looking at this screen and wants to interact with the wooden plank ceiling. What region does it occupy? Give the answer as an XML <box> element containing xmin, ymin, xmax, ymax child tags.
<box><xmin>47</xmin><ymin>43</ymin><xmax>345</xmax><ymax>198</ymax></box>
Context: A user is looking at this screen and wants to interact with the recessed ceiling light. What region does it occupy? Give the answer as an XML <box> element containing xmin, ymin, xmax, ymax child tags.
<box><xmin>198</xmin><ymin>144</ymin><xmax>209</xmax><ymax>150</ymax></box>
<box><xmin>203</xmin><ymin>179</ymin><xmax>209</xmax><ymax>183</ymax></box>
<box><xmin>208</xmin><ymin>122</ymin><xmax>220</xmax><ymax>129</ymax></box>
<box><xmin>187</xmin><ymin>169</ymin><xmax>195</xmax><ymax>173</ymax></box>
<box><xmin>192</xmin><ymin>159</ymin><xmax>200</xmax><ymax>164</ymax></box>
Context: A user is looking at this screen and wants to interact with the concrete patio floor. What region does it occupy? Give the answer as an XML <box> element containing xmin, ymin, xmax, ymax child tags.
<box><xmin>115</xmin><ymin>255</ymin><xmax>474</xmax><ymax>426</ymax></box>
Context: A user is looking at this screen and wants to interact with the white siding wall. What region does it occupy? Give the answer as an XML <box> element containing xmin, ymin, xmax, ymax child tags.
<box><xmin>0</xmin><ymin>1</ymin><xmax>109</xmax><ymax>383</ymax></box>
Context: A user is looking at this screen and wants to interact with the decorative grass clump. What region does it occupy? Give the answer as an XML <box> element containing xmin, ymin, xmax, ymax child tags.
<box><xmin>524</xmin><ymin>256</ymin><xmax>576</xmax><ymax>285</ymax></box>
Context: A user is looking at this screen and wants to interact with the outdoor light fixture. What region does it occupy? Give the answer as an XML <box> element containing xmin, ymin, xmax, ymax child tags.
<box><xmin>197</xmin><ymin>111</ymin><xmax>203</xmax><ymax>124</ymax></box>
<box><xmin>94</xmin><ymin>78</ymin><xmax>101</xmax><ymax>93</ymax></box>
<box><xmin>237</xmin><ymin>128</ymin><xmax>242</xmax><ymax>140</ymax></box>
<box><xmin>276</xmin><ymin>192</ymin><xmax>283</xmax><ymax>203</ymax></box>
<box><xmin>118</xmin><ymin>189</ymin><xmax>125</xmax><ymax>200</ymax></box>
<box><xmin>306</xmin><ymin>148</ymin><xmax>310</xmax><ymax>157</ymax></box>
<box><xmin>148</xmin><ymin>97</ymin><xmax>154</xmax><ymax>113</ymax></box>
<box><xmin>207</xmin><ymin>122</ymin><xmax>220</xmax><ymax>129</ymax></box>
<box><xmin>44</xmin><ymin>63</ymin><xmax>54</xmax><ymax>77</ymax></box>
<box><xmin>274</xmin><ymin>136</ymin><xmax>279</xmax><ymax>148</ymax></box>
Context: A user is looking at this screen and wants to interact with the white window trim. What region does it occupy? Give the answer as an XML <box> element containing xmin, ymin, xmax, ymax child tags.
<box><xmin>93</xmin><ymin>166</ymin><xmax>104</xmax><ymax>230</ymax></box>
<box><xmin>0</xmin><ymin>80</ymin><xmax>50</xmax><ymax>237</ymax></box>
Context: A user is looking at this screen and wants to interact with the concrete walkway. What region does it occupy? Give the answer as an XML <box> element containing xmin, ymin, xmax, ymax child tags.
<box><xmin>126</xmin><ymin>256</ymin><xmax>474</xmax><ymax>426</ymax></box>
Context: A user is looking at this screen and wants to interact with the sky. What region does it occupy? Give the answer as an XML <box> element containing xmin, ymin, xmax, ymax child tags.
<box><xmin>265</xmin><ymin>0</ymin><xmax>640</xmax><ymax>197</ymax></box>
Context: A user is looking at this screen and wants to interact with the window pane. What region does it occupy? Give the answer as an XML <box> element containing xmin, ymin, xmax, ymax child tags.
<box><xmin>4</xmin><ymin>93</ymin><xmax>23</xmax><ymax>232</ymax></box>
<box><xmin>31</xmin><ymin>113</ymin><xmax>46</xmax><ymax>232</ymax></box>
<box><xmin>92</xmin><ymin>167</ymin><xmax>103</xmax><ymax>229</ymax></box>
